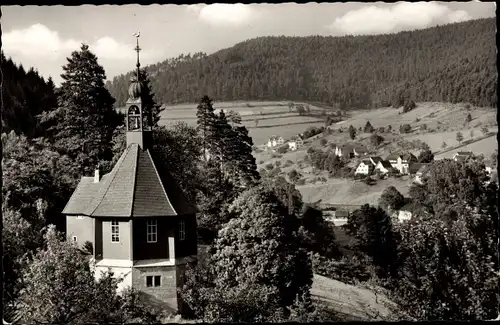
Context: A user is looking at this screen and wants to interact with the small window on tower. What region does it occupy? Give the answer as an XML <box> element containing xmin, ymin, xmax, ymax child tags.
<box><xmin>179</xmin><ymin>220</ymin><xmax>186</xmax><ymax>241</ymax></box>
<box><xmin>111</xmin><ymin>220</ymin><xmax>120</xmax><ymax>242</ymax></box>
<box><xmin>147</xmin><ymin>219</ymin><xmax>157</xmax><ymax>243</ymax></box>
<box><xmin>72</xmin><ymin>236</ymin><xmax>78</xmax><ymax>242</ymax></box>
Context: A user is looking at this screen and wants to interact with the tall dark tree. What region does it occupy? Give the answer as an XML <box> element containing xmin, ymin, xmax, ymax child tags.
<box><xmin>38</xmin><ymin>44</ymin><xmax>122</xmax><ymax>176</ymax></box>
<box><xmin>348</xmin><ymin>125</ymin><xmax>356</xmax><ymax>140</ymax></box>
<box><xmin>344</xmin><ymin>204</ymin><xmax>398</xmax><ymax>278</ymax></box>
<box><xmin>417</xmin><ymin>149</ymin><xmax>434</xmax><ymax>163</ymax></box>
<box><xmin>364</xmin><ymin>121</ymin><xmax>374</xmax><ymax>133</ymax></box>
<box><xmin>196</xmin><ymin>95</ymin><xmax>217</xmax><ymax>161</ymax></box>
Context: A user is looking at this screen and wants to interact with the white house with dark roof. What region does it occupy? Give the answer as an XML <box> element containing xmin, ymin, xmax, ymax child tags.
<box><xmin>62</xmin><ymin>43</ymin><xmax>196</xmax><ymax>314</ymax></box>
<box><xmin>369</xmin><ymin>156</ymin><xmax>383</xmax><ymax>166</ymax></box>
<box><xmin>374</xmin><ymin>160</ymin><xmax>393</xmax><ymax>175</ymax></box>
<box><xmin>335</xmin><ymin>144</ymin><xmax>368</xmax><ymax>158</ymax></box>
<box><xmin>354</xmin><ymin>159</ymin><xmax>374</xmax><ymax>175</ymax></box>
<box><xmin>385</xmin><ymin>153</ymin><xmax>418</xmax><ymax>174</ymax></box>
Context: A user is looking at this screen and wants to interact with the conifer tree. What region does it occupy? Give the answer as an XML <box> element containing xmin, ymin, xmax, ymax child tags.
<box><xmin>196</xmin><ymin>95</ymin><xmax>217</xmax><ymax>161</ymax></box>
<box><xmin>38</xmin><ymin>44</ymin><xmax>121</xmax><ymax>176</ymax></box>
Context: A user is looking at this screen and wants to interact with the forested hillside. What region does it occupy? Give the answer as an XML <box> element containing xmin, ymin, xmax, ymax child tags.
<box><xmin>1</xmin><ymin>53</ymin><xmax>58</xmax><ymax>137</ymax></box>
<box><xmin>107</xmin><ymin>18</ymin><xmax>496</xmax><ymax>109</ymax></box>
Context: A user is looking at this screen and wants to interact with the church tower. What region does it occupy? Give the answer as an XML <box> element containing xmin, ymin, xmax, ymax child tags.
<box><xmin>125</xmin><ymin>36</ymin><xmax>153</xmax><ymax>150</ymax></box>
<box><xmin>63</xmin><ymin>33</ymin><xmax>197</xmax><ymax>314</ymax></box>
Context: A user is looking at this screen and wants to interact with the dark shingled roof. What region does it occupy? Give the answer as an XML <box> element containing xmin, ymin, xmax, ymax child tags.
<box><xmin>409</xmin><ymin>163</ymin><xmax>429</xmax><ymax>175</ymax></box>
<box><xmin>379</xmin><ymin>160</ymin><xmax>393</xmax><ymax>169</ymax></box>
<box><xmin>386</xmin><ymin>154</ymin><xmax>400</xmax><ymax>161</ymax></box>
<box><xmin>63</xmin><ymin>144</ymin><xmax>196</xmax><ymax>217</ymax></box>
<box><xmin>370</xmin><ymin>156</ymin><xmax>383</xmax><ymax>164</ymax></box>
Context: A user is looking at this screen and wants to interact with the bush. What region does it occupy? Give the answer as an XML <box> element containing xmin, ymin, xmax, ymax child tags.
<box><xmin>320</xmin><ymin>138</ymin><xmax>327</xmax><ymax>146</ymax></box>
<box><xmin>265</xmin><ymin>163</ymin><xmax>274</xmax><ymax>170</ymax></box>
<box><xmin>311</xmin><ymin>253</ymin><xmax>372</xmax><ymax>285</ymax></box>
<box><xmin>399</xmin><ymin>124</ymin><xmax>412</xmax><ymax>134</ymax></box>
<box><xmin>276</xmin><ymin>145</ymin><xmax>288</xmax><ymax>154</ymax></box>
<box><xmin>296</xmin><ymin>178</ymin><xmax>306</xmax><ymax>185</ymax></box>
<box><xmin>275</xmin><ymin>160</ymin><xmax>282</xmax><ymax>167</ymax></box>
<box><xmin>259</xmin><ymin>160</ymin><xmax>264</xmax><ymax>164</ymax></box>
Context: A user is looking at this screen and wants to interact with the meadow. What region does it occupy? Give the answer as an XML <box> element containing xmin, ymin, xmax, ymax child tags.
<box><xmin>159</xmin><ymin>101</ymin><xmax>326</xmax><ymax>145</ymax></box>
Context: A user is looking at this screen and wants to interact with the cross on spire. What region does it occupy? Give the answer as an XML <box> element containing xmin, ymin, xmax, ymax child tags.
<box><xmin>133</xmin><ymin>31</ymin><xmax>141</xmax><ymax>81</ymax></box>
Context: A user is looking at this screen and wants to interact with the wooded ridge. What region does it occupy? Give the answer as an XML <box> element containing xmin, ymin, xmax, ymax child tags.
<box><xmin>106</xmin><ymin>18</ymin><xmax>496</xmax><ymax>109</ymax></box>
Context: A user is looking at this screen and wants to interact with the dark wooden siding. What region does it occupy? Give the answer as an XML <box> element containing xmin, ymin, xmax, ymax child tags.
<box><xmin>175</xmin><ymin>214</ymin><xmax>197</xmax><ymax>258</ymax></box>
<box><xmin>133</xmin><ymin>217</ymin><xmax>170</xmax><ymax>260</ymax></box>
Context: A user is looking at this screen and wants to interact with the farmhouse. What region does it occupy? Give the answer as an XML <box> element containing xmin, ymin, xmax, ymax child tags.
<box><xmin>391</xmin><ymin>205</ymin><xmax>413</xmax><ymax>223</ymax></box>
<box><xmin>453</xmin><ymin>151</ymin><xmax>474</xmax><ymax>162</ymax></box>
<box><xmin>368</xmin><ymin>156</ymin><xmax>383</xmax><ymax>166</ymax></box>
<box><xmin>267</xmin><ymin>136</ymin><xmax>278</xmax><ymax>148</ymax></box>
<box><xmin>386</xmin><ymin>153</ymin><xmax>417</xmax><ymax>174</ymax></box>
<box><xmin>409</xmin><ymin>163</ymin><xmax>431</xmax><ymax>184</ymax></box>
<box><xmin>335</xmin><ymin>144</ymin><xmax>368</xmax><ymax>158</ymax></box>
<box><xmin>374</xmin><ymin>160</ymin><xmax>393</xmax><ymax>175</ymax></box>
<box><xmin>354</xmin><ymin>159</ymin><xmax>374</xmax><ymax>176</ymax></box>
<box><xmin>288</xmin><ymin>137</ymin><xmax>304</xmax><ymax>151</ymax></box>
<box><xmin>62</xmin><ymin>50</ymin><xmax>197</xmax><ymax>313</ymax></box>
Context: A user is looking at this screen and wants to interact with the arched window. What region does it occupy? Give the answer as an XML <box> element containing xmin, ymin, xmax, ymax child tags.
<box><xmin>127</xmin><ymin>105</ymin><xmax>141</xmax><ymax>131</ymax></box>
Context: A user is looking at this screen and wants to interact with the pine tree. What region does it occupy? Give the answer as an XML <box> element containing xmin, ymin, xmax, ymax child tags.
<box><xmin>348</xmin><ymin>125</ymin><xmax>356</xmax><ymax>140</ymax></box>
<box><xmin>138</xmin><ymin>68</ymin><xmax>163</xmax><ymax>127</ymax></box>
<box><xmin>38</xmin><ymin>44</ymin><xmax>122</xmax><ymax>176</ymax></box>
<box><xmin>196</xmin><ymin>95</ymin><xmax>217</xmax><ymax>161</ymax></box>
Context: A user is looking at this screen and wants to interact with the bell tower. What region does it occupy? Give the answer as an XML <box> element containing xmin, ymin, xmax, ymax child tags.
<box><xmin>126</xmin><ymin>32</ymin><xmax>152</xmax><ymax>150</ymax></box>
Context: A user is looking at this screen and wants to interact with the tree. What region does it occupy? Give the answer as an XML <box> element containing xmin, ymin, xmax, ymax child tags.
<box><xmin>364</xmin><ymin>121</ymin><xmax>374</xmax><ymax>133</ymax></box>
<box><xmin>465</xmin><ymin>113</ymin><xmax>472</xmax><ymax>124</ymax></box>
<box><xmin>418</xmin><ymin>149</ymin><xmax>434</xmax><ymax>163</ymax></box>
<box><xmin>441</xmin><ymin>141</ymin><xmax>448</xmax><ymax>149</ymax></box>
<box><xmin>387</xmin><ymin>125</ymin><xmax>392</xmax><ymax>133</ymax></box>
<box><xmin>481</xmin><ymin>126</ymin><xmax>489</xmax><ymax>136</ymax></box>
<box><xmin>181</xmin><ymin>185</ymin><xmax>314</xmax><ymax>322</ymax></box>
<box><xmin>393</xmin><ymin>206</ymin><xmax>498</xmax><ymax>320</ymax></box>
<box><xmin>19</xmin><ymin>226</ymin><xmax>162</xmax><ymax>324</ymax></box>
<box><xmin>287</xmin><ymin>169</ymin><xmax>301</xmax><ymax>184</ymax></box>
<box><xmin>138</xmin><ymin>68</ymin><xmax>164</xmax><ymax>127</ymax></box>
<box><xmin>370</xmin><ymin>133</ymin><xmax>384</xmax><ymax>147</ymax></box>
<box><xmin>469</xmin><ymin>129</ymin><xmax>474</xmax><ymax>139</ymax></box>
<box><xmin>379</xmin><ymin>186</ymin><xmax>405</xmax><ymax>211</ymax></box>
<box><xmin>196</xmin><ymin>95</ymin><xmax>217</xmax><ymax>161</ymax></box>
<box><xmin>320</xmin><ymin>138</ymin><xmax>327</xmax><ymax>146</ymax></box>
<box><xmin>38</xmin><ymin>44</ymin><xmax>122</xmax><ymax>176</ymax></box>
<box><xmin>344</xmin><ymin>204</ymin><xmax>398</xmax><ymax>278</ymax></box>
<box><xmin>262</xmin><ymin>176</ymin><xmax>303</xmax><ymax>217</ymax></box>
<box><xmin>403</xmin><ymin>99</ymin><xmax>416</xmax><ymax>113</ymax></box>
<box><xmin>348</xmin><ymin>125</ymin><xmax>356</xmax><ymax>140</ymax></box>
<box><xmin>400</xmin><ymin>124</ymin><xmax>412</xmax><ymax>134</ymax></box>
<box><xmin>456</xmin><ymin>131</ymin><xmax>464</xmax><ymax>144</ymax></box>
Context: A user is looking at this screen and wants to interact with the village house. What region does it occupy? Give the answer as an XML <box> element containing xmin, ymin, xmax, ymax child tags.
<box><xmin>391</xmin><ymin>205</ymin><xmax>413</xmax><ymax>223</ymax></box>
<box><xmin>368</xmin><ymin>156</ymin><xmax>383</xmax><ymax>166</ymax></box>
<box><xmin>287</xmin><ymin>137</ymin><xmax>304</xmax><ymax>151</ymax></box>
<box><xmin>62</xmin><ymin>45</ymin><xmax>197</xmax><ymax>314</ymax></box>
<box><xmin>410</xmin><ymin>163</ymin><xmax>431</xmax><ymax>184</ymax></box>
<box><xmin>386</xmin><ymin>153</ymin><xmax>418</xmax><ymax>174</ymax></box>
<box><xmin>354</xmin><ymin>159</ymin><xmax>374</xmax><ymax>176</ymax></box>
<box><xmin>267</xmin><ymin>136</ymin><xmax>278</xmax><ymax>148</ymax></box>
<box><xmin>335</xmin><ymin>144</ymin><xmax>368</xmax><ymax>158</ymax></box>
<box><xmin>452</xmin><ymin>151</ymin><xmax>474</xmax><ymax>162</ymax></box>
<box><xmin>374</xmin><ymin>160</ymin><xmax>393</xmax><ymax>175</ymax></box>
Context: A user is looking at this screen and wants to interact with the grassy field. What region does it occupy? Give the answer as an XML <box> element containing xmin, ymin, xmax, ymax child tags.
<box><xmin>312</xmin><ymin>274</ymin><xmax>397</xmax><ymax>321</ymax></box>
<box><xmin>296</xmin><ymin>178</ymin><xmax>411</xmax><ymax>205</ymax></box>
<box><xmin>159</xmin><ymin>101</ymin><xmax>326</xmax><ymax>145</ymax></box>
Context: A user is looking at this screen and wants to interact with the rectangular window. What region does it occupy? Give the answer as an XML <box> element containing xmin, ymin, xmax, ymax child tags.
<box><xmin>146</xmin><ymin>275</ymin><xmax>161</xmax><ymax>287</ymax></box>
<box><xmin>179</xmin><ymin>220</ymin><xmax>186</xmax><ymax>241</ymax></box>
<box><xmin>147</xmin><ymin>219</ymin><xmax>157</xmax><ymax>243</ymax></box>
<box><xmin>76</xmin><ymin>216</ymin><xmax>84</xmax><ymax>220</ymax></box>
<box><xmin>72</xmin><ymin>236</ymin><xmax>78</xmax><ymax>242</ymax></box>
<box><xmin>111</xmin><ymin>220</ymin><xmax>119</xmax><ymax>242</ymax></box>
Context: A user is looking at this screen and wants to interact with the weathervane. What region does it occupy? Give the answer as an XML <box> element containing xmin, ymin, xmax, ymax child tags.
<box><xmin>133</xmin><ymin>31</ymin><xmax>141</xmax><ymax>81</ymax></box>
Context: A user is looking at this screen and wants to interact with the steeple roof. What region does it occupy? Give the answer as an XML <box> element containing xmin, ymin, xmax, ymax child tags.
<box><xmin>63</xmin><ymin>144</ymin><xmax>196</xmax><ymax>217</ymax></box>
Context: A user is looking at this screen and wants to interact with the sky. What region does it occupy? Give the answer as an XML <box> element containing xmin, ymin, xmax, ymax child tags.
<box><xmin>2</xmin><ymin>2</ymin><xmax>496</xmax><ymax>85</ymax></box>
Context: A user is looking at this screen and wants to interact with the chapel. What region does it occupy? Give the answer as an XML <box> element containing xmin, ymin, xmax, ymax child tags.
<box><xmin>62</xmin><ymin>35</ymin><xmax>197</xmax><ymax>313</ymax></box>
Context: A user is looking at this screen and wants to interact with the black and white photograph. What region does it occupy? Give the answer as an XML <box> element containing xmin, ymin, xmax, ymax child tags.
<box><xmin>1</xmin><ymin>1</ymin><xmax>498</xmax><ymax>323</ymax></box>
